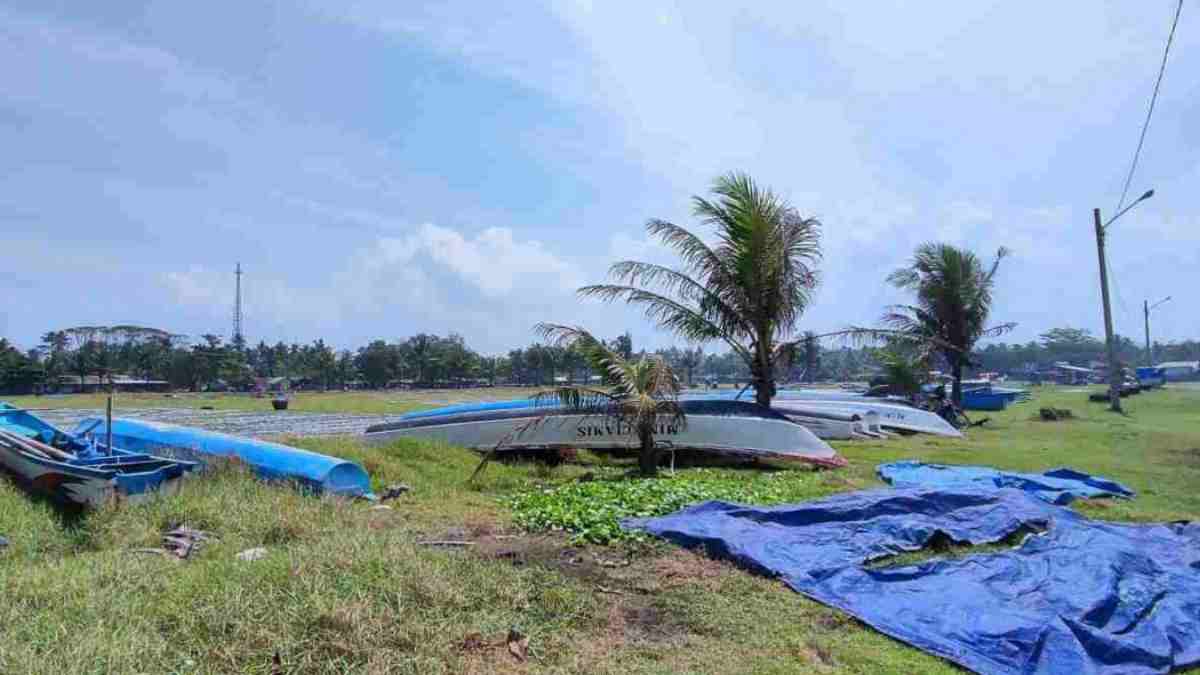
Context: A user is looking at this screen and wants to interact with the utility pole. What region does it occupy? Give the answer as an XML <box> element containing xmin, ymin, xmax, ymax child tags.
<box><xmin>1144</xmin><ymin>300</ymin><xmax>1151</xmax><ymax>367</ymax></box>
<box><xmin>1091</xmin><ymin>190</ymin><xmax>1153</xmax><ymax>413</ymax></box>
<box><xmin>1094</xmin><ymin>208</ymin><xmax>1122</xmax><ymax>413</ymax></box>
<box><xmin>1144</xmin><ymin>296</ymin><xmax>1171</xmax><ymax>366</ymax></box>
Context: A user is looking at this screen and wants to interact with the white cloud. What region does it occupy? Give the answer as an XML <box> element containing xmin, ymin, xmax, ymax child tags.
<box><xmin>161</xmin><ymin>223</ymin><xmax>588</xmax><ymax>349</ymax></box>
<box><xmin>359</xmin><ymin>223</ymin><xmax>583</xmax><ymax>298</ymax></box>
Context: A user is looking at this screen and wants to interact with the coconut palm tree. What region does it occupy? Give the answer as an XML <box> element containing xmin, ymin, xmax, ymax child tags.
<box><xmin>883</xmin><ymin>243</ymin><xmax>1013</xmax><ymax>406</ymax></box>
<box><xmin>580</xmin><ymin>172</ymin><xmax>821</xmax><ymax>407</ymax></box>
<box><xmin>530</xmin><ymin>323</ymin><xmax>684</xmax><ymax>477</ymax></box>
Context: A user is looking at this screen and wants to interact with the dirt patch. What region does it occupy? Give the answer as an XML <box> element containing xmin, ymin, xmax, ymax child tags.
<box><xmin>456</xmin><ymin>632</ymin><xmax>490</xmax><ymax>654</ymax></box>
<box><xmin>650</xmin><ymin>549</ymin><xmax>730</xmax><ymax>591</ymax></box>
<box><xmin>797</xmin><ymin>641</ymin><xmax>838</xmax><ymax>668</ymax></box>
<box><xmin>1168</xmin><ymin>448</ymin><xmax>1200</xmax><ymax>466</ymax></box>
<box><xmin>473</xmin><ymin>533</ymin><xmax>615</xmax><ymax>587</ymax></box>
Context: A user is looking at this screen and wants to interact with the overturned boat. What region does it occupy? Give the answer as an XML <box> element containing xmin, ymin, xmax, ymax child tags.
<box><xmin>0</xmin><ymin>403</ymin><xmax>197</xmax><ymax>507</ymax></box>
<box><xmin>771</xmin><ymin>399</ymin><xmax>962</xmax><ymax>437</ymax></box>
<box><xmin>683</xmin><ymin>391</ymin><xmax>963</xmax><ymax>438</ymax></box>
<box><xmin>772</xmin><ymin>403</ymin><xmax>884</xmax><ymax>439</ymax></box>
<box><xmin>74</xmin><ymin>416</ymin><xmax>374</xmax><ymax>498</ymax></box>
<box><xmin>364</xmin><ymin>400</ymin><xmax>845</xmax><ymax>467</ymax></box>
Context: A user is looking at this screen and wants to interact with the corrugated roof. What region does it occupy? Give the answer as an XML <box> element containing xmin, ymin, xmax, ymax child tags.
<box><xmin>1155</xmin><ymin>361</ymin><xmax>1199</xmax><ymax>369</ymax></box>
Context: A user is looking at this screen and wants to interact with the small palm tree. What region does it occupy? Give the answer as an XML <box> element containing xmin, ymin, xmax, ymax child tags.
<box><xmin>883</xmin><ymin>243</ymin><xmax>1013</xmax><ymax>406</ymax></box>
<box><xmin>581</xmin><ymin>172</ymin><xmax>821</xmax><ymax>407</ymax></box>
<box><xmin>531</xmin><ymin>323</ymin><xmax>684</xmax><ymax>477</ymax></box>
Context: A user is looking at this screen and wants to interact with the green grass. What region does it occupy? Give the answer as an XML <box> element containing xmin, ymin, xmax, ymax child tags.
<box><xmin>2</xmin><ymin>385</ymin><xmax>1199</xmax><ymax>673</ymax></box>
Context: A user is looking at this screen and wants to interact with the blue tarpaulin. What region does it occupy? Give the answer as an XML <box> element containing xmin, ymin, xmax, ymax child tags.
<box><xmin>877</xmin><ymin>461</ymin><xmax>1135</xmax><ymax>505</ymax></box>
<box><xmin>623</xmin><ymin>488</ymin><xmax>1200</xmax><ymax>675</ymax></box>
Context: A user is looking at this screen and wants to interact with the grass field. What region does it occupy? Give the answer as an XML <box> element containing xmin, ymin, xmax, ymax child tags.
<box><xmin>2</xmin><ymin>385</ymin><xmax>1199</xmax><ymax>673</ymax></box>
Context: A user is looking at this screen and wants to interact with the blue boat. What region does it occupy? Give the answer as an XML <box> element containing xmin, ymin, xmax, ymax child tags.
<box><xmin>961</xmin><ymin>389</ymin><xmax>1011</xmax><ymax>411</ymax></box>
<box><xmin>0</xmin><ymin>402</ymin><xmax>198</xmax><ymax>507</ymax></box>
<box><xmin>75</xmin><ymin>417</ymin><xmax>373</xmax><ymax>498</ymax></box>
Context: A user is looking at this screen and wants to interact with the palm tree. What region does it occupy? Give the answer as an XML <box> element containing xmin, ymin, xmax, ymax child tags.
<box><xmin>530</xmin><ymin>323</ymin><xmax>684</xmax><ymax>477</ymax></box>
<box><xmin>800</xmin><ymin>331</ymin><xmax>821</xmax><ymax>383</ymax></box>
<box><xmin>883</xmin><ymin>243</ymin><xmax>1013</xmax><ymax>406</ymax></box>
<box><xmin>581</xmin><ymin>172</ymin><xmax>821</xmax><ymax>407</ymax></box>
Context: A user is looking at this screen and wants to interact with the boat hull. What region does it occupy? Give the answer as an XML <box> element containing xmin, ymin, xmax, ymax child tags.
<box><xmin>772</xmin><ymin>404</ymin><xmax>883</xmax><ymax>439</ymax></box>
<box><xmin>771</xmin><ymin>399</ymin><xmax>963</xmax><ymax>437</ymax></box>
<box><xmin>76</xmin><ymin>417</ymin><xmax>373</xmax><ymax>498</ymax></box>
<box><xmin>366</xmin><ymin>400</ymin><xmax>844</xmax><ymax>466</ymax></box>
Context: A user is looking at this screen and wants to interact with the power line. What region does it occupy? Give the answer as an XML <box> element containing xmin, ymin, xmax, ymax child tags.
<box><xmin>1115</xmin><ymin>0</ymin><xmax>1184</xmax><ymax>212</ymax></box>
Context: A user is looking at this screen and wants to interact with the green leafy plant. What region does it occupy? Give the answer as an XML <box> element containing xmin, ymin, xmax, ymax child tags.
<box><xmin>506</xmin><ymin>469</ymin><xmax>821</xmax><ymax>543</ymax></box>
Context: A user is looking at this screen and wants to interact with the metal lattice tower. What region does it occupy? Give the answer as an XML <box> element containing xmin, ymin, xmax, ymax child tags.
<box><xmin>233</xmin><ymin>262</ymin><xmax>244</xmax><ymax>347</ymax></box>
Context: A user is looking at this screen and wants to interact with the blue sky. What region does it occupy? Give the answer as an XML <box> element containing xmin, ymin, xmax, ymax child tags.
<box><xmin>2</xmin><ymin>1</ymin><xmax>1197</xmax><ymax>354</ymax></box>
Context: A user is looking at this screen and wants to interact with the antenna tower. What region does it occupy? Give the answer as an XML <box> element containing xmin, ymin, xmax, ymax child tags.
<box><xmin>233</xmin><ymin>262</ymin><xmax>244</xmax><ymax>347</ymax></box>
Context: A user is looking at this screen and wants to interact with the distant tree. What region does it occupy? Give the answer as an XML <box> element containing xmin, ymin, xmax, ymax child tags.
<box><xmin>678</xmin><ymin>347</ymin><xmax>703</xmax><ymax>387</ymax></box>
<box><xmin>334</xmin><ymin>350</ymin><xmax>356</xmax><ymax>388</ymax></box>
<box><xmin>800</xmin><ymin>331</ymin><xmax>821</xmax><ymax>383</ymax></box>
<box><xmin>62</xmin><ymin>326</ymin><xmax>106</xmax><ymax>388</ymax></box>
<box><xmin>355</xmin><ymin>340</ymin><xmax>395</xmax><ymax>388</ymax></box>
<box><xmin>309</xmin><ymin>339</ymin><xmax>338</xmax><ymax>390</ymax></box>
<box><xmin>407</xmin><ymin>334</ymin><xmax>435</xmax><ymax>385</ymax></box>
<box><xmin>40</xmin><ymin>330</ymin><xmax>69</xmax><ymax>385</ymax></box>
<box><xmin>882</xmin><ymin>243</ymin><xmax>1013</xmax><ymax>406</ymax></box>
<box><xmin>610</xmin><ymin>333</ymin><xmax>634</xmax><ymax>361</ymax></box>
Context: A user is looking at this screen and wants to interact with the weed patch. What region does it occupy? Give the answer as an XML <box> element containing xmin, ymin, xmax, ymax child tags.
<box><xmin>506</xmin><ymin>468</ymin><xmax>826</xmax><ymax>543</ymax></box>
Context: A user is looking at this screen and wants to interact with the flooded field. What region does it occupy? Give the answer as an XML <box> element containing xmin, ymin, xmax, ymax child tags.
<box><xmin>37</xmin><ymin>408</ymin><xmax>395</xmax><ymax>438</ymax></box>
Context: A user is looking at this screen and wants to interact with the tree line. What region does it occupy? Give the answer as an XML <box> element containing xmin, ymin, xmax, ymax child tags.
<box><xmin>3</xmin><ymin>319</ymin><xmax>1196</xmax><ymax>397</ymax></box>
<box><xmin>3</xmin><ymin>322</ymin><xmax>1196</xmax><ymax>396</ymax></box>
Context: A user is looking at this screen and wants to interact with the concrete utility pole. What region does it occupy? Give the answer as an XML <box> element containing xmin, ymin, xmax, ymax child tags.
<box><xmin>1093</xmin><ymin>189</ymin><xmax>1155</xmax><ymax>413</ymax></box>
<box><xmin>1144</xmin><ymin>296</ymin><xmax>1171</xmax><ymax>366</ymax></box>
<box><xmin>1093</xmin><ymin>208</ymin><xmax>1122</xmax><ymax>413</ymax></box>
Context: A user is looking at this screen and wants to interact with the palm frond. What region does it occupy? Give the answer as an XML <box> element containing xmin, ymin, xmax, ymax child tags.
<box><xmin>577</xmin><ymin>285</ymin><xmax>751</xmax><ymax>360</ymax></box>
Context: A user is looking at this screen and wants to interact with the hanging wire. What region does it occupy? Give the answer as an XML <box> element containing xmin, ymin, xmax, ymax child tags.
<box><xmin>1114</xmin><ymin>0</ymin><xmax>1184</xmax><ymax>212</ymax></box>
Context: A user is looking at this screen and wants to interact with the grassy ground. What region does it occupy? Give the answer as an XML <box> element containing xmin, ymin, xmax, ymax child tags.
<box><xmin>2</xmin><ymin>385</ymin><xmax>1198</xmax><ymax>673</ymax></box>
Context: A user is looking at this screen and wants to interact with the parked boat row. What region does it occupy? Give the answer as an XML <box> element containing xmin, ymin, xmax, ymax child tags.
<box><xmin>365</xmin><ymin>399</ymin><xmax>847</xmax><ymax>467</ymax></box>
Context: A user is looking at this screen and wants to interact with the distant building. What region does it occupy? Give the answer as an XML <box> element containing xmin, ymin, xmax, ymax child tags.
<box><xmin>1155</xmin><ymin>361</ymin><xmax>1200</xmax><ymax>381</ymax></box>
<box><xmin>1049</xmin><ymin>362</ymin><xmax>1094</xmax><ymax>385</ymax></box>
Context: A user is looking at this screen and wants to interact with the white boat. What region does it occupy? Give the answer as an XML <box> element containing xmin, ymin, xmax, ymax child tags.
<box><xmin>776</xmin><ymin>399</ymin><xmax>962</xmax><ymax>437</ymax></box>
<box><xmin>772</xmin><ymin>403</ymin><xmax>883</xmax><ymax>439</ymax></box>
<box><xmin>364</xmin><ymin>400</ymin><xmax>845</xmax><ymax>467</ymax></box>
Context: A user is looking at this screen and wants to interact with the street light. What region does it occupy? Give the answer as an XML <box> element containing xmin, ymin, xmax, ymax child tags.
<box><xmin>1093</xmin><ymin>188</ymin><xmax>1154</xmax><ymax>413</ymax></box>
<box><xmin>1104</xmin><ymin>190</ymin><xmax>1155</xmax><ymax>230</ymax></box>
<box><xmin>1144</xmin><ymin>295</ymin><xmax>1171</xmax><ymax>366</ymax></box>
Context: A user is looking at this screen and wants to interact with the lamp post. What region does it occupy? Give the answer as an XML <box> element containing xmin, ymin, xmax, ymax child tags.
<box><xmin>1144</xmin><ymin>296</ymin><xmax>1171</xmax><ymax>366</ymax></box>
<box><xmin>1094</xmin><ymin>189</ymin><xmax>1154</xmax><ymax>413</ymax></box>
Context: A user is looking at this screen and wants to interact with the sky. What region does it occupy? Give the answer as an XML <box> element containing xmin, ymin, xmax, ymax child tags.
<box><xmin>2</xmin><ymin>1</ymin><xmax>1197</xmax><ymax>355</ymax></box>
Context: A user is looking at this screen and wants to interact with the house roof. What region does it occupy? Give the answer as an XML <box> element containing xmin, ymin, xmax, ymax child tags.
<box><xmin>1155</xmin><ymin>361</ymin><xmax>1199</xmax><ymax>370</ymax></box>
<box><xmin>1052</xmin><ymin>363</ymin><xmax>1094</xmax><ymax>373</ymax></box>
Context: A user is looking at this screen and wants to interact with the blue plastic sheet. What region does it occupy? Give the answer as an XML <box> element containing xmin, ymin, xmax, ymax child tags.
<box><xmin>624</xmin><ymin>488</ymin><xmax>1200</xmax><ymax>674</ymax></box>
<box><xmin>877</xmin><ymin>461</ymin><xmax>1134</xmax><ymax>505</ymax></box>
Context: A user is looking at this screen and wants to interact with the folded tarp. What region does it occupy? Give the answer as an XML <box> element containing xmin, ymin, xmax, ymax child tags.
<box><xmin>623</xmin><ymin>487</ymin><xmax>1200</xmax><ymax>675</ymax></box>
<box><xmin>877</xmin><ymin>460</ymin><xmax>1134</xmax><ymax>505</ymax></box>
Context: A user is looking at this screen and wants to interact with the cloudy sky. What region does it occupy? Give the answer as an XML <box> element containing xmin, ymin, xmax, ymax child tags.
<box><xmin>2</xmin><ymin>1</ymin><xmax>1196</xmax><ymax>354</ymax></box>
